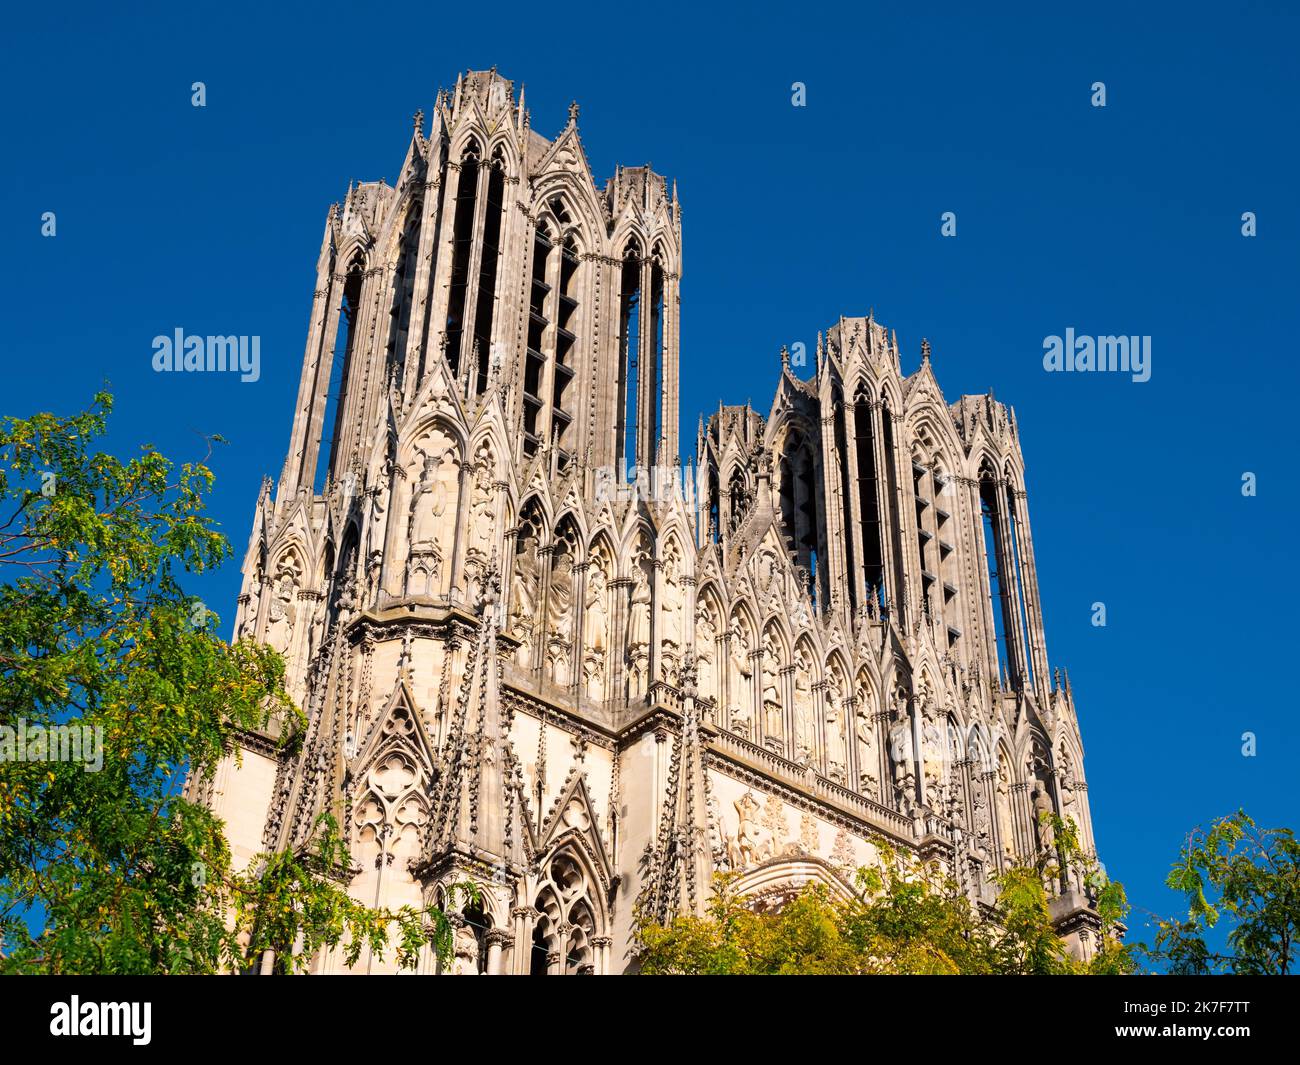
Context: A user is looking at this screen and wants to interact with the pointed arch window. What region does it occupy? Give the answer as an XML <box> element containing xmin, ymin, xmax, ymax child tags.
<box><xmin>550</xmin><ymin>234</ymin><xmax>581</xmax><ymax>470</ymax></box>
<box><xmin>316</xmin><ymin>257</ymin><xmax>365</xmax><ymax>492</ymax></box>
<box><xmin>523</xmin><ymin>222</ymin><xmax>552</xmax><ymax>457</ymax></box>
<box><xmin>443</xmin><ymin>142</ymin><xmax>481</xmax><ymax>377</ymax></box>
<box><xmin>852</xmin><ymin>390</ymin><xmax>884</xmax><ymax>599</ymax></box>
<box><xmin>471</xmin><ymin>152</ymin><xmax>508</xmax><ymax>393</ymax></box>
<box><xmin>833</xmin><ymin>384</ymin><xmax>856</xmax><ymax>613</ymax></box>
<box><xmin>979</xmin><ymin>466</ymin><xmax>1015</xmax><ymax>687</ymax></box>
<box><xmin>387</xmin><ymin>212</ymin><xmax>421</xmax><ymax>383</ymax></box>
<box><xmin>778</xmin><ymin>433</ymin><xmax>822</xmax><ymax>607</ymax></box>
<box><xmin>530</xmin><ymin>852</ymin><xmax>602</xmax><ymax>974</ymax></box>
<box><xmin>616</xmin><ymin>241</ymin><xmax>642</xmax><ymax>470</ymax></box>
<box><xmin>1003</xmin><ymin>479</ymin><xmax>1035</xmax><ymax>690</ymax></box>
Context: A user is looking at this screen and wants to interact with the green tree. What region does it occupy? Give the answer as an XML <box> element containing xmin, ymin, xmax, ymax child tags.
<box><xmin>1147</xmin><ymin>810</ymin><xmax>1299</xmax><ymax>975</ymax></box>
<box><xmin>0</xmin><ymin>394</ymin><xmax>466</xmax><ymax>973</ymax></box>
<box><xmin>637</xmin><ymin>820</ymin><xmax>1134</xmax><ymax>975</ymax></box>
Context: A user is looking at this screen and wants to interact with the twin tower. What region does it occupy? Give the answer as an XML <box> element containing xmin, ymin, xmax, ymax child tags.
<box><xmin>196</xmin><ymin>69</ymin><xmax>1105</xmax><ymax>974</ymax></box>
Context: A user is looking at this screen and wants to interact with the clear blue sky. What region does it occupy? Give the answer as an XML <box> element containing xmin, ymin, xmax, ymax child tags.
<box><xmin>4</xmin><ymin>2</ymin><xmax>1297</xmax><ymax>943</ymax></box>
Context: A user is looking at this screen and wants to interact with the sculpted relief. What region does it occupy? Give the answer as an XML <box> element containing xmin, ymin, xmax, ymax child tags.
<box><xmin>405</xmin><ymin>428</ymin><xmax>460</xmax><ymax>597</ymax></box>
<box><xmin>583</xmin><ymin>549</ymin><xmax>610</xmax><ymax>701</ymax></box>
<box><xmin>265</xmin><ymin>552</ymin><xmax>302</xmax><ymax>655</ymax></box>
<box><xmin>694</xmin><ymin>597</ymin><xmax>719</xmax><ymax>707</ymax></box>
<box><xmin>626</xmin><ymin>544</ymin><xmax>652</xmax><ymax>699</ymax></box>
<box><xmin>728</xmin><ymin>613</ymin><xmax>754</xmax><ymax>738</ymax></box>
<box><xmin>792</xmin><ymin>646</ymin><xmax>816</xmax><ymax>764</ymax></box>
<box><xmin>854</xmin><ymin>675</ymin><xmax>879</xmax><ymax>795</ymax></box>
<box><xmin>761</xmin><ymin>630</ymin><xmax>784</xmax><ymax>753</ymax></box>
<box><xmin>824</xmin><ymin>663</ymin><xmax>848</xmax><ymax>784</ymax></box>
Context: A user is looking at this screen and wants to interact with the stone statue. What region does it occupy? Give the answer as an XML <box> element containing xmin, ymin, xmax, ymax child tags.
<box><xmin>266</xmin><ymin>572</ymin><xmax>297</xmax><ymax>654</ymax></box>
<box><xmin>792</xmin><ymin>650</ymin><xmax>815</xmax><ymax>763</ymax></box>
<box><xmin>729</xmin><ymin>622</ymin><xmax>753</xmax><ymax>737</ymax></box>
<box><xmin>409</xmin><ymin>452</ymin><xmax>449</xmax><ymax>547</ymax></box>
<box><xmin>548</xmin><ymin>552</ymin><xmax>573</xmax><ymax>644</ymax></box>
<box><xmin>729</xmin><ymin>790</ymin><xmax>768</xmax><ymax>869</ymax></box>
<box><xmin>1032</xmin><ymin>785</ymin><xmax>1056</xmax><ymax>855</ymax></box>
<box><xmin>452</xmin><ymin>921</ymin><xmax>480</xmax><ymax>975</ymax></box>
<box><xmin>761</xmin><ymin>634</ymin><xmax>783</xmax><ymax>748</ymax></box>
<box><xmin>824</xmin><ymin>671</ymin><xmax>847</xmax><ymax>781</ymax></box>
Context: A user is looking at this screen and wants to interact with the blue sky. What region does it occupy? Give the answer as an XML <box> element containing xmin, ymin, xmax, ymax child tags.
<box><xmin>4</xmin><ymin>2</ymin><xmax>1297</xmax><ymax>944</ymax></box>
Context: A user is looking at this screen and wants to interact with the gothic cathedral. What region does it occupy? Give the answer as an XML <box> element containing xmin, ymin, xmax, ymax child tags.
<box><xmin>197</xmin><ymin>69</ymin><xmax>1103</xmax><ymax>974</ymax></box>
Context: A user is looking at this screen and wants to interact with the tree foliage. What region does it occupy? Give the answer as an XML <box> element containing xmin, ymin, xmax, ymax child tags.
<box><xmin>1147</xmin><ymin>810</ymin><xmax>1299</xmax><ymax>975</ymax></box>
<box><xmin>638</xmin><ymin>819</ymin><xmax>1134</xmax><ymax>976</ymax></box>
<box><xmin>0</xmin><ymin>394</ymin><xmax>464</xmax><ymax>973</ymax></box>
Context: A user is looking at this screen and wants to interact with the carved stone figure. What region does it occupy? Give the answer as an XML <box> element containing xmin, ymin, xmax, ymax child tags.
<box><xmin>468</xmin><ymin>445</ymin><xmax>495</xmax><ymax>557</ymax></box>
<box><xmin>626</xmin><ymin>553</ymin><xmax>652</xmax><ymax>697</ymax></box>
<box><xmin>729</xmin><ymin>790</ymin><xmax>769</xmax><ymax>869</ymax></box>
<box><xmin>548</xmin><ymin>552</ymin><xmax>574</xmax><ymax>644</ymax></box>
<box><xmin>452</xmin><ymin>922</ymin><xmax>480</xmax><ymax>976</ymax></box>
<box><xmin>512</xmin><ymin>527</ymin><xmax>539</xmax><ymax>630</ymax></box>
<box><xmin>921</xmin><ymin>708</ymin><xmax>946</xmax><ymax>796</ymax></box>
<box><xmin>266</xmin><ymin>571</ymin><xmax>297</xmax><ymax>654</ymax></box>
<box><xmin>410</xmin><ymin>452</ymin><xmax>449</xmax><ymax>547</ymax></box>
<box><xmin>997</xmin><ymin>759</ymin><xmax>1016</xmax><ymax>860</ymax></box>
<box><xmin>888</xmin><ymin>693</ymin><xmax>915</xmax><ymax>813</ymax></box>
<box><xmin>1032</xmin><ymin>785</ymin><xmax>1056</xmax><ymax>855</ymax></box>
<box><xmin>824</xmin><ymin>669</ymin><xmax>847</xmax><ymax>782</ymax></box>
<box><xmin>850</xmin><ymin>681</ymin><xmax>879</xmax><ymax>797</ymax></box>
<box><xmin>728</xmin><ymin>621</ymin><xmax>754</xmax><ymax>737</ymax></box>
<box><xmin>792</xmin><ymin>649</ymin><xmax>815</xmax><ymax>763</ymax></box>
<box><xmin>761</xmin><ymin>633</ymin><xmax>784</xmax><ymax>749</ymax></box>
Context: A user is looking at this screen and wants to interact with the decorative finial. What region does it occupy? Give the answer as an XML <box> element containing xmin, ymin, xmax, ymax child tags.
<box><xmin>568</xmin><ymin>100</ymin><xmax>580</xmax><ymax>126</ymax></box>
<box><xmin>921</xmin><ymin>337</ymin><xmax>931</xmax><ymax>361</ymax></box>
<box><xmin>780</xmin><ymin>344</ymin><xmax>790</xmax><ymax>369</ymax></box>
<box><xmin>413</xmin><ymin>108</ymin><xmax>424</xmax><ymax>136</ymax></box>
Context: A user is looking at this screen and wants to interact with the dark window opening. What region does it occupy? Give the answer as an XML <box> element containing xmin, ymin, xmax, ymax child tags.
<box><xmin>316</xmin><ymin>266</ymin><xmax>364</xmax><ymax>492</ymax></box>
<box><xmin>617</xmin><ymin>253</ymin><xmax>641</xmax><ymax>470</ymax></box>
<box><xmin>444</xmin><ymin>157</ymin><xmax>479</xmax><ymax>377</ymax></box>
<box><xmin>853</xmin><ymin>401</ymin><xmax>884</xmax><ymax>598</ymax></box>
<box><xmin>472</xmin><ymin>165</ymin><xmax>506</xmax><ymax>393</ymax></box>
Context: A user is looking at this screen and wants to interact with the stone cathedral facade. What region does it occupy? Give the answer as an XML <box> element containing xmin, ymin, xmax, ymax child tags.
<box><xmin>199</xmin><ymin>69</ymin><xmax>1104</xmax><ymax>974</ymax></box>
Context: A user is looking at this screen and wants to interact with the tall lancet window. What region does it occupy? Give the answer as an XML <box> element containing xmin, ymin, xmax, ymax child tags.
<box><xmin>317</xmin><ymin>259</ymin><xmax>364</xmax><ymax>492</ymax></box>
<box><xmin>852</xmin><ymin>389</ymin><xmax>884</xmax><ymax>600</ymax></box>
<box><xmin>1004</xmin><ymin>479</ymin><xmax>1035</xmax><ymax>690</ymax></box>
<box><xmin>616</xmin><ymin>242</ymin><xmax>642</xmax><ymax>470</ymax></box>
<box><xmin>979</xmin><ymin>467</ymin><xmax>1014</xmax><ymax>687</ymax></box>
<box><xmin>880</xmin><ymin>401</ymin><xmax>904</xmax><ymax>616</ymax></box>
<box><xmin>833</xmin><ymin>385</ymin><xmax>857</xmax><ymax>613</ymax></box>
<box><xmin>444</xmin><ymin>141</ymin><xmax>481</xmax><ymax>378</ymax></box>
<box><xmin>648</xmin><ymin>246</ymin><xmax>666</xmax><ymax>455</ymax></box>
<box><xmin>472</xmin><ymin>152</ymin><xmax>508</xmax><ymax>394</ymax></box>
<box><xmin>550</xmin><ymin>234</ymin><xmax>580</xmax><ymax>470</ymax></box>
<box><xmin>779</xmin><ymin>434</ymin><xmax>821</xmax><ymax>607</ymax></box>
<box><xmin>387</xmin><ymin>214</ymin><xmax>420</xmax><ymax>381</ymax></box>
<box><xmin>523</xmin><ymin>223</ymin><xmax>552</xmax><ymax>457</ymax></box>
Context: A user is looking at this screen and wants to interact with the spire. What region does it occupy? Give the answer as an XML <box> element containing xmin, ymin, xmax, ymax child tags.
<box><xmin>637</xmin><ymin>661</ymin><xmax>714</xmax><ymax>923</ymax></box>
<box><xmin>424</xmin><ymin>563</ymin><xmax>510</xmax><ymax>858</ymax></box>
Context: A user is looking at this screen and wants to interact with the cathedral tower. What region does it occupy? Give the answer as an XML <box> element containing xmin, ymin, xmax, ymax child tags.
<box><xmin>196</xmin><ymin>70</ymin><xmax>1105</xmax><ymax>974</ymax></box>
